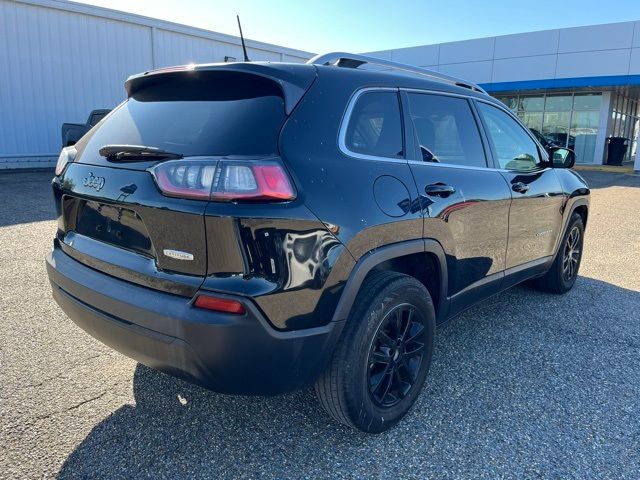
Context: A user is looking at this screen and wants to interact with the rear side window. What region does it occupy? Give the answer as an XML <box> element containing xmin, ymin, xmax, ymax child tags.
<box><xmin>344</xmin><ymin>91</ymin><xmax>403</xmax><ymax>158</ymax></box>
<box><xmin>77</xmin><ymin>72</ymin><xmax>286</xmax><ymax>157</ymax></box>
<box><xmin>407</xmin><ymin>93</ymin><xmax>486</xmax><ymax>167</ymax></box>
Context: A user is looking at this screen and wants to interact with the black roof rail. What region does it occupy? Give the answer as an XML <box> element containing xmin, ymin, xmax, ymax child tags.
<box><xmin>307</xmin><ymin>52</ymin><xmax>487</xmax><ymax>94</ymax></box>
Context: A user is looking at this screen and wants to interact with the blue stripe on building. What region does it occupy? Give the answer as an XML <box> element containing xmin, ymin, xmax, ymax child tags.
<box><xmin>481</xmin><ymin>75</ymin><xmax>640</xmax><ymax>93</ymax></box>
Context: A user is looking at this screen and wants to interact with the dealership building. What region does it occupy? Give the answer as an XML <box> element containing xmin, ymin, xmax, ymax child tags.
<box><xmin>370</xmin><ymin>22</ymin><xmax>640</xmax><ymax>170</ymax></box>
<box><xmin>1</xmin><ymin>0</ymin><xmax>639</xmax><ymax>171</ymax></box>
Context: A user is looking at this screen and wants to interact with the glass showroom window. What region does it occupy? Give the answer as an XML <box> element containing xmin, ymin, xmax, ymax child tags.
<box><xmin>496</xmin><ymin>93</ymin><xmax>602</xmax><ymax>163</ymax></box>
<box><xmin>610</xmin><ymin>95</ymin><xmax>640</xmax><ymax>163</ymax></box>
<box><xmin>571</xmin><ymin>94</ymin><xmax>602</xmax><ymax>165</ymax></box>
<box><xmin>517</xmin><ymin>96</ymin><xmax>544</xmax><ymax>135</ymax></box>
<box><xmin>543</xmin><ymin>95</ymin><xmax>572</xmax><ymax>151</ymax></box>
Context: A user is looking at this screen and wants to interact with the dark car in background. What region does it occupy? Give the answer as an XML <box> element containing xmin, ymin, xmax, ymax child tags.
<box><xmin>46</xmin><ymin>53</ymin><xmax>590</xmax><ymax>433</ymax></box>
<box><xmin>530</xmin><ymin>128</ymin><xmax>558</xmax><ymax>150</ymax></box>
<box><xmin>61</xmin><ymin>109</ymin><xmax>111</xmax><ymax>148</ymax></box>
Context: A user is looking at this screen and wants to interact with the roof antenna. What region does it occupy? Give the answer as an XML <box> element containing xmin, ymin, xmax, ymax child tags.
<box><xmin>237</xmin><ymin>15</ymin><xmax>250</xmax><ymax>62</ymax></box>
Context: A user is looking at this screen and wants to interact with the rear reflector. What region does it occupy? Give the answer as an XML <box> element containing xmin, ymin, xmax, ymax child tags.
<box><xmin>150</xmin><ymin>157</ymin><xmax>295</xmax><ymax>202</ymax></box>
<box><xmin>194</xmin><ymin>295</ymin><xmax>246</xmax><ymax>314</ymax></box>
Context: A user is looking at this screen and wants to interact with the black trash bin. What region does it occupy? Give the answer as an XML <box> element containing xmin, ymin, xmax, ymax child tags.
<box><xmin>606</xmin><ymin>137</ymin><xmax>630</xmax><ymax>166</ymax></box>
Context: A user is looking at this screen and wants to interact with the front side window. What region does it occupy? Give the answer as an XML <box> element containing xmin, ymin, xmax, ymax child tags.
<box><xmin>477</xmin><ymin>102</ymin><xmax>543</xmax><ymax>171</ymax></box>
<box><xmin>407</xmin><ymin>93</ymin><xmax>487</xmax><ymax>167</ymax></box>
<box><xmin>344</xmin><ymin>91</ymin><xmax>403</xmax><ymax>158</ymax></box>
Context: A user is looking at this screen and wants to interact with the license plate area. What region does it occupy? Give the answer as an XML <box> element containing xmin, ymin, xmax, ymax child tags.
<box><xmin>73</xmin><ymin>200</ymin><xmax>155</xmax><ymax>257</ymax></box>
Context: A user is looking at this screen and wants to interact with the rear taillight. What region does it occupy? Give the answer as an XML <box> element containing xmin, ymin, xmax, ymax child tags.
<box><xmin>149</xmin><ymin>158</ymin><xmax>295</xmax><ymax>202</ymax></box>
<box><xmin>55</xmin><ymin>146</ymin><xmax>76</xmax><ymax>176</ymax></box>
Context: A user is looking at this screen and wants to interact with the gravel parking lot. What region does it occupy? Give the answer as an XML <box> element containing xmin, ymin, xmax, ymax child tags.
<box><xmin>1</xmin><ymin>169</ymin><xmax>639</xmax><ymax>479</ymax></box>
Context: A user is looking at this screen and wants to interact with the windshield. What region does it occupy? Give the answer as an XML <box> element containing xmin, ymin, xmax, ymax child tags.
<box><xmin>76</xmin><ymin>72</ymin><xmax>286</xmax><ymax>157</ymax></box>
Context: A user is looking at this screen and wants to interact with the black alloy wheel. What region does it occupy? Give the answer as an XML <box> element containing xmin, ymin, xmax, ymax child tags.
<box><xmin>367</xmin><ymin>304</ymin><xmax>426</xmax><ymax>408</ymax></box>
<box><xmin>315</xmin><ymin>271</ymin><xmax>435</xmax><ymax>433</ymax></box>
<box><xmin>562</xmin><ymin>225</ymin><xmax>581</xmax><ymax>282</ymax></box>
<box><xmin>532</xmin><ymin>212</ymin><xmax>585</xmax><ymax>294</ymax></box>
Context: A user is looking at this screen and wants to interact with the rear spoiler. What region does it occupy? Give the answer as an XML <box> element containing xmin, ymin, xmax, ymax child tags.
<box><xmin>124</xmin><ymin>62</ymin><xmax>317</xmax><ymax>115</ymax></box>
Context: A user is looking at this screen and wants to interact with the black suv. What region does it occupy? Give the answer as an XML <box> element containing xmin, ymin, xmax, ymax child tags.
<box><xmin>46</xmin><ymin>53</ymin><xmax>589</xmax><ymax>433</ymax></box>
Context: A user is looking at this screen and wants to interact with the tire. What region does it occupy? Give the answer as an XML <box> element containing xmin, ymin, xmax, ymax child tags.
<box><xmin>315</xmin><ymin>270</ymin><xmax>436</xmax><ymax>433</ymax></box>
<box><xmin>533</xmin><ymin>213</ymin><xmax>585</xmax><ymax>294</ymax></box>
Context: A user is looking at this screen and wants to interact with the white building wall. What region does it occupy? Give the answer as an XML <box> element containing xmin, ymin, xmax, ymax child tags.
<box><xmin>0</xmin><ymin>0</ymin><xmax>312</xmax><ymax>169</ymax></box>
<box><xmin>368</xmin><ymin>21</ymin><xmax>640</xmax><ymax>86</ymax></box>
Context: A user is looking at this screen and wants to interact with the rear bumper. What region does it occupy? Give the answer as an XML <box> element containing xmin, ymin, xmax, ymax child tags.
<box><xmin>46</xmin><ymin>244</ymin><xmax>344</xmax><ymax>395</ymax></box>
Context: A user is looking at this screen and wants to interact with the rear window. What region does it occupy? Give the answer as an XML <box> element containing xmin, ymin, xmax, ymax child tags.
<box><xmin>77</xmin><ymin>72</ymin><xmax>286</xmax><ymax>157</ymax></box>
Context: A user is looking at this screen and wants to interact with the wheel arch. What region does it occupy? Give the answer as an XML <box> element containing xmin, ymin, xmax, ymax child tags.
<box><xmin>565</xmin><ymin>198</ymin><xmax>589</xmax><ymax>231</ymax></box>
<box><xmin>553</xmin><ymin>198</ymin><xmax>589</xmax><ymax>261</ymax></box>
<box><xmin>572</xmin><ymin>203</ymin><xmax>588</xmax><ymax>229</ymax></box>
<box><xmin>331</xmin><ymin>239</ymin><xmax>448</xmax><ymax>324</ymax></box>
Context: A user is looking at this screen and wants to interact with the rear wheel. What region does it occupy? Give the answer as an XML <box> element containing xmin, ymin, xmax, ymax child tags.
<box><xmin>315</xmin><ymin>271</ymin><xmax>435</xmax><ymax>433</ymax></box>
<box><xmin>533</xmin><ymin>213</ymin><xmax>584</xmax><ymax>294</ymax></box>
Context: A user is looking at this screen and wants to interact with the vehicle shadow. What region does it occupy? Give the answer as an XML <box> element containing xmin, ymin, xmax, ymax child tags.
<box><xmin>57</xmin><ymin>277</ymin><xmax>640</xmax><ymax>479</ymax></box>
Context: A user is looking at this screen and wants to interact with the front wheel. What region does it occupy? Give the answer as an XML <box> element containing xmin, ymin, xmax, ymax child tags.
<box><xmin>533</xmin><ymin>212</ymin><xmax>585</xmax><ymax>294</ymax></box>
<box><xmin>315</xmin><ymin>271</ymin><xmax>435</xmax><ymax>433</ymax></box>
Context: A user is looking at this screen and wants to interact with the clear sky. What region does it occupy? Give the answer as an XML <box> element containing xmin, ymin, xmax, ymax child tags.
<box><xmin>75</xmin><ymin>0</ymin><xmax>640</xmax><ymax>53</ymax></box>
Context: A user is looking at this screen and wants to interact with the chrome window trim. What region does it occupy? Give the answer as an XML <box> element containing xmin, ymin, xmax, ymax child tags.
<box><xmin>337</xmin><ymin>87</ymin><xmax>407</xmax><ymax>163</ymax></box>
<box><xmin>406</xmin><ymin>159</ymin><xmax>495</xmax><ymax>172</ymax></box>
<box><xmin>338</xmin><ymin>86</ymin><xmax>551</xmax><ymax>173</ymax></box>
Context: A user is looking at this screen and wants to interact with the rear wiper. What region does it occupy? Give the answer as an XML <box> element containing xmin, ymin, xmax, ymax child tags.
<box><xmin>98</xmin><ymin>145</ymin><xmax>183</xmax><ymax>161</ymax></box>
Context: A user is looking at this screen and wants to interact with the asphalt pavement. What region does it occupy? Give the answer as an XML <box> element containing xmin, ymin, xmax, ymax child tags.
<box><xmin>1</xmin><ymin>169</ymin><xmax>639</xmax><ymax>479</ymax></box>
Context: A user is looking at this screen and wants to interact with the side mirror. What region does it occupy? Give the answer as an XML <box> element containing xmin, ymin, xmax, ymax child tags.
<box><xmin>549</xmin><ymin>147</ymin><xmax>575</xmax><ymax>169</ymax></box>
<box><xmin>419</xmin><ymin>145</ymin><xmax>439</xmax><ymax>163</ymax></box>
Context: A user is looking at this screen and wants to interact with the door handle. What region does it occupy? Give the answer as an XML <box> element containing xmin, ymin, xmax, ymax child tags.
<box><xmin>425</xmin><ymin>183</ymin><xmax>456</xmax><ymax>197</ymax></box>
<box><xmin>512</xmin><ymin>182</ymin><xmax>529</xmax><ymax>193</ymax></box>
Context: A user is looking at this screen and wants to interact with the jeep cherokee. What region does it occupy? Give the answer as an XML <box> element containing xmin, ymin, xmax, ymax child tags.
<box><xmin>46</xmin><ymin>52</ymin><xmax>590</xmax><ymax>433</ymax></box>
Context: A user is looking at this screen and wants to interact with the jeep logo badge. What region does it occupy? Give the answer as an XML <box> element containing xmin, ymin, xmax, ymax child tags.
<box><xmin>83</xmin><ymin>172</ymin><xmax>105</xmax><ymax>191</ymax></box>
